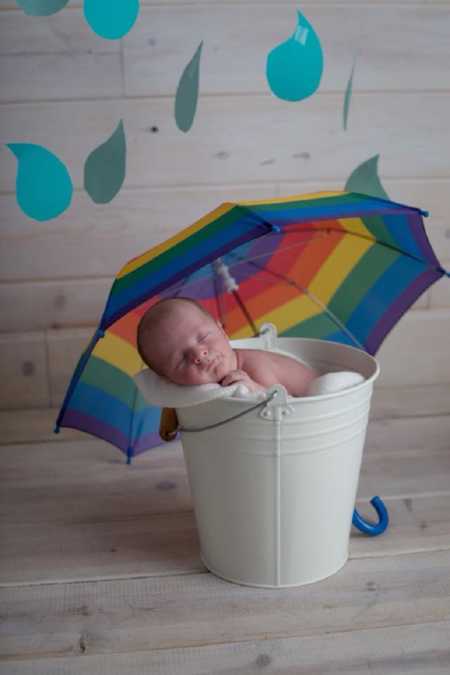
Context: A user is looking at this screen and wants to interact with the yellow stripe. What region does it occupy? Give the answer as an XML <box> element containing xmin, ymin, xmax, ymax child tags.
<box><xmin>309</xmin><ymin>223</ymin><xmax>373</xmax><ymax>303</ymax></box>
<box><xmin>93</xmin><ymin>332</ymin><xmax>142</xmax><ymax>376</ymax></box>
<box><xmin>118</xmin><ymin>192</ymin><xmax>348</xmax><ymax>277</ymax></box>
<box><xmin>339</xmin><ymin>216</ymin><xmax>375</xmax><ymax>241</ymax></box>
<box><xmin>230</xmin><ymin>216</ymin><xmax>373</xmax><ymax>338</ymax></box>
<box><xmin>117</xmin><ymin>192</ymin><xmax>350</xmax><ymax>278</ymax></box>
<box><xmin>230</xmin><ymin>294</ymin><xmax>319</xmax><ymax>339</ymax></box>
<box><xmin>237</xmin><ymin>190</ymin><xmax>346</xmax><ymax>206</ymax></box>
<box><xmin>117</xmin><ymin>202</ymin><xmax>234</xmax><ymax>278</ymax></box>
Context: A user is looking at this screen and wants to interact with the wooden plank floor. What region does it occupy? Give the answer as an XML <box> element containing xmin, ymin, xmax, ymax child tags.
<box><xmin>1</xmin><ymin>385</ymin><xmax>450</xmax><ymax>674</ymax></box>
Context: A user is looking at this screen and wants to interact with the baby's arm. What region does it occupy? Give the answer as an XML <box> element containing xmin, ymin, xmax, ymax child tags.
<box><xmin>272</xmin><ymin>355</ymin><xmax>317</xmax><ymax>396</ymax></box>
<box><xmin>238</xmin><ymin>349</ymin><xmax>317</xmax><ymax>397</ymax></box>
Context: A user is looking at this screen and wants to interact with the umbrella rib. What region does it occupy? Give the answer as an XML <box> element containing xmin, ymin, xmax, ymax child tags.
<box><xmin>240</xmin><ymin>200</ymin><xmax>438</xmax><ymax>269</ymax></box>
<box><xmin>282</xmin><ymin>225</ymin><xmax>439</xmax><ymax>270</ymax></box>
<box><xmin>213</xmin><ymin>268</ymin><xmax>226</xmax><ymax>328</ymax></box>
<box><xmin>226</xmin><ymin>250</ymin><xmax>365</xmax><ymax>350</ymax></box>
<box><xmin>156</xmin><ymin>223</ymin><xmax>432</xmax><ymax>305</ymax></box>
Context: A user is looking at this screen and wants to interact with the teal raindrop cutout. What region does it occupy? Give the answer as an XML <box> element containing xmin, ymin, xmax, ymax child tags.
<box><xmin>16</xmin><ymin>0</ymin><xmax>69</xmax><ymax>15</ymax></box>
<box><xmin>266</xmin><ymin>10</ymin><xmax>323</xmax><ymax>101</ymax></box>
<box><xmin>345</xmin><ymin>155</ymin><xmax>389</xmax><ymax>199</ymax></box>
<box><xmin>84</xmin><ymin>120</ymin><xmax>126</xmax><ymax>204</ymax></box>
<box><xmin>343</xmin><ymin>60</ymin><xmax>356</xmax><ymax>131</ymax></box>
<box><xmin>84</xmin><ymin>0</ymin><xmax>139</xmax><ymax>40</ymax></box>
<box><xmin>175</xmin><ymin>41</ymin><xmax>203</xmax><ymax>132</ymax></box>
<box><xmin>7</xmin><ymin>143</ymin><xmax>73</xmax><ymax>221</ymax></box>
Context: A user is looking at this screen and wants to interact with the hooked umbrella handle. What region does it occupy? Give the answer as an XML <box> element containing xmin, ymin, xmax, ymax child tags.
<box><xmin>352</xmin><ymin>496</ymin><xmax>389</xmax><ymax>536</ymax></box>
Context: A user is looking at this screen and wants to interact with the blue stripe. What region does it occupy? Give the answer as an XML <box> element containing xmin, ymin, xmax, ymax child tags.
<box><xmin>104</xmin><ymin>214</ymin><xmax>268</xmax><ymax>325</ymax></box>
<box><xmin>325</xmin><ymin>331</ymin><xmax>359</xmax><ymax>348</ymax></box>
<box><xmin>345</xmin><ymin>255</ymin><xmax>425</xmax><ymax>344</ymax></box>
<box><xmin>71</xmin><ymin>382</ymin><xmax>131</xmax><ymax>433</ymax></box>
<box><xmin>70</xmin><ymin>381</ymin><xmax>160</xmax><ymax>436</ymax></box>
<box><xmin>381</xmin><ymin>213</ymin><xmax>422</xmax><ymax>259</ymax></box>
<box><xmin>131</xmin><ymin>405</ymin><xmax>161</xmax><ymax>447</ymax></box>
<box><xmin>248</xmin><ymin>200</ymin><xmax>412</xmax><ymax>226</ymax></box>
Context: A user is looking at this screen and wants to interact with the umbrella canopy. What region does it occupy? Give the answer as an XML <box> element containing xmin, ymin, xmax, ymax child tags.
<box><xmin>55</xmin><ymin>191</ymin><xmax>448</xmax><ymax>460</ymax></box>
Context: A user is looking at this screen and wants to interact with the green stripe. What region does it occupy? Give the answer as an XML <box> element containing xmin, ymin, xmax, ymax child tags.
<box><xmin>113</xmin><ymin>206</ymin><xmax>244</xmax><ymax>295</ymax></box>
<box><xmin>281</xmin><ymin>313</ymin><xmax>336</xmax><ymax>339</ymax></box>
<box><xmin>327</xmin><ymin>244</ymin><xmax>398</xmax><ymax>323</ymax></box>
<box><xmin>360</xmin><ymin>214</ymin><xmax>398</xmax><ymax>249</ymax></box>
<box><xmin>113</xmin><ymin>197</ymin><xmax>360</xmax><ymax>296</ymax></box>
<box><xmin>82</xmin><ymin>356</ymin><xmax>148</xmax><ymax>411</ymax></box>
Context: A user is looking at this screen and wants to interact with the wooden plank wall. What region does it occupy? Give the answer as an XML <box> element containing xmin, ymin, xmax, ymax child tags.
<box><xmin>0</xmin><ymin>0</ymin><xmax>449</xmax><ymax>411</ymax></box>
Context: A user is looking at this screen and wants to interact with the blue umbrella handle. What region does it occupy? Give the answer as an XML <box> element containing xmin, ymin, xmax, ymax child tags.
<box><xmin>352</xmin><ymin>496</ymin><xmax>389</xmax><ymax>536</ymax></box>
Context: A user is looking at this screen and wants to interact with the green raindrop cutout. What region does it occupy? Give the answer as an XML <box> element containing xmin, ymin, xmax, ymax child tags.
<box><xmin>345</xmin><ymin>155</ymin><xmax>390</xmax><ymax>199</ymax></box>
<box><xmin>175</xmin><ymin>41</ymin><xmax>203</xmax><ymax>132</ymax></box>
<box><xmin>343</xmin><ymin>60</ymin><xmax>356</xmax><ymax>131</ymax></box>
<box><xmin>84</xmin><ymin>0</ymin><xmax>140</xmax><ymax>40</ymax></box>
<box><xmin>16</xmin><ymin>0</ymin><xmax>69</xmax><ymax>15</ymax></box>
<box><xmin>84</xmin><ymin>120</ymin><xmax>126</xmax><ymax>204</ymax></box>
<box><xmin>266</xmin><ymin>10</ymin><xmax>323</xmax><ymax>101</ymax></box>
<box><xmin>7</xmin><ymin>143</ymin><xmax>73</xmax><ymax>221</ymax></box>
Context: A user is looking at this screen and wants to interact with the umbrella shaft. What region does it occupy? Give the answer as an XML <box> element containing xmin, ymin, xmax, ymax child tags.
<box><xmin>232</xmin><ymin>290</ymin><xmax>258</xmax><ymax>336</ymax></box>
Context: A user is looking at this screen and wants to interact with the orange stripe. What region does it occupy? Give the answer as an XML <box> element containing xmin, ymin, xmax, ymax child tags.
<box><xmin>108</xmin><ymin>218</ymin><xmax>346</xmax><ymax>343</ymax></box>
<box><xmin>224</xmin><ymin>223</ymin><xmax>345</xmax><ymax>333</ymax></box>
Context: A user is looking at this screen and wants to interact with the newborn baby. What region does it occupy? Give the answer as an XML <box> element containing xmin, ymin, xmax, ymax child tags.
<box><xmin>137</xmin><ymin>297</ymin><xmax>317</xmax><ymax>397</ymax></box>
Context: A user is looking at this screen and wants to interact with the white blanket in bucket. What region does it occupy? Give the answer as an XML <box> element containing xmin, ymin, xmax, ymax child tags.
<box><xmin>134</xmin><ymin>364</ymin><xmax>364</xmax><ymax>409</ymax></box>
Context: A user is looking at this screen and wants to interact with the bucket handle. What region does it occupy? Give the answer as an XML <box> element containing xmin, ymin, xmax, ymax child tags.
<box><xmin>352</xmin><ymin>496</ymin><xmax>389</xmax><ymax>536</ymax></box>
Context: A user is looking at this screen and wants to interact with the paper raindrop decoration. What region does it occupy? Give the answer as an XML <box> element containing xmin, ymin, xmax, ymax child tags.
<box><xmin>7</xmin><ymin>143</ymin><xmax>73</xmax><ymax>221</ymax></box>
<box><xmin>343</xmin><ymin>60</ymin><xmax>356</xmax><ymax>131</ymax></box>
<box><xmin>84</xmin><ymin>120</ymin><xmax>126</xmax><ymax>204</ymax></box>
<box><xmin>84</xmin><ymin>0</ymin><xmax>140</xmax><ymax>40</ymax></box>
<box><xmin>175</xmin><ymin>42</ymin><xmax>203</xmax><ymax>132</ymax></box>
<box><xmin>266</xmin><ymin>10</ymin><xmax>323</xmax><ymax>102</ymax></box>
<box><xmin>16</xmin><ymin>0</ymin><xmax>69</xmax><ymax>15</ymax></box>
<box><xmin>345</xmin><ymin>155</ymin><xmax>389</xmax><ymax>200</ymax></box>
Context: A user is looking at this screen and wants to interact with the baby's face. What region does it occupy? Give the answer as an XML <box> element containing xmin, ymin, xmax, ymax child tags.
<box><xmin>147</xmin><ymin>303</ymin><xmax>236</xmax><ymax>385</ymax></box>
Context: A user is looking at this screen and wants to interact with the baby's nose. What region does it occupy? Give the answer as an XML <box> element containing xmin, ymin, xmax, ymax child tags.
<box><xmin>192</xmin><ymin>347</ymin><xmax>208</xmax><ymax>364</ymax></box>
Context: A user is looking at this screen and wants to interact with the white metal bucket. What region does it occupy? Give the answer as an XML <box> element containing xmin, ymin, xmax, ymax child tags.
<box><xmin>177</xmin><ymin>331</ymin><xmax>380</xmax><ymax>588</ymax></box>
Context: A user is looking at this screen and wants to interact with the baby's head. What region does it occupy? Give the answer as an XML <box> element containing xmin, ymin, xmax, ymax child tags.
<box><xmin>137</xmin><ymin>297</ymin><xmax>237</xmax><ymax>386</ymax></box>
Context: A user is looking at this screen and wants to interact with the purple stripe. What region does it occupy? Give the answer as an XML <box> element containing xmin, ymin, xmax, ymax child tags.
<box><xmin>60</xmin><ymin>409</ymin><xmax>129</xmax><ymax>453</ymax></box>
<box><xmin>407</xmin><ymin>212</ymin><xmax>442</xmax><ymax>267</ymax></box>
<box><xmin>133</xmin><ymin>431</ymin><xmax>168</xmax><ymax>454</ymax></box>
<box><xmin>366</xmin><ymin>268</ymin><xmax>444</xmax><ymax>354</ymax></box>
<box><xmin>104</xmin><ymin>228</ymin><xmax>267</xmax><ymax>328</ymax></box>
<box><xmin>175</xmin><ymin>232</ymin><xmax>285</xmax><ymax>300</ymax></box>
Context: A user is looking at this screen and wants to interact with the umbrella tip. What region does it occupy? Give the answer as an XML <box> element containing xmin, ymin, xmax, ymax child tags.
<box><xmin>54</xmin><ymin>425</ymin><xmax>60</xmax><ymax>434</ymax></box>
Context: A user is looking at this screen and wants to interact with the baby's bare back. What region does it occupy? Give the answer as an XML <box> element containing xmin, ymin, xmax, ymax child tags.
<box><xmin>236</xmin><ymin>348</ymin><xmax>317</xmax><ymax>397</ymax></box>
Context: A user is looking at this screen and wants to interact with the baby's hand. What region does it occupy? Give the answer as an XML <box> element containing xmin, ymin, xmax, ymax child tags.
<box><xmin>220</xmin><ymin>369</ymin><xmax>263</xmax><ymax>392</ymax></box>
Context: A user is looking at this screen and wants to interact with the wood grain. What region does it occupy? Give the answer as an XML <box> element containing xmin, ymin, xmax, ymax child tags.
<box><xmin>2</xmin><ymin>93</ymin><xmax>450</xmax><ymax>193</ymax></box>
<box><xmin>1</xmin><ymin>550</ymin><xmax>450</xmax><ymax>658</ymax></box>
<box><xmin>2</xmin><ymin>622</ymin><xmax>449</xmax><ymax>675</ymax></box>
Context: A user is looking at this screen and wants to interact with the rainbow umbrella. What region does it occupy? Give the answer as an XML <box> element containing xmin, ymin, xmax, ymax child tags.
<box><xmin>55</xmin><ymin>191</ymin><xmax>449</xmax><ymax>462</ymax></box>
